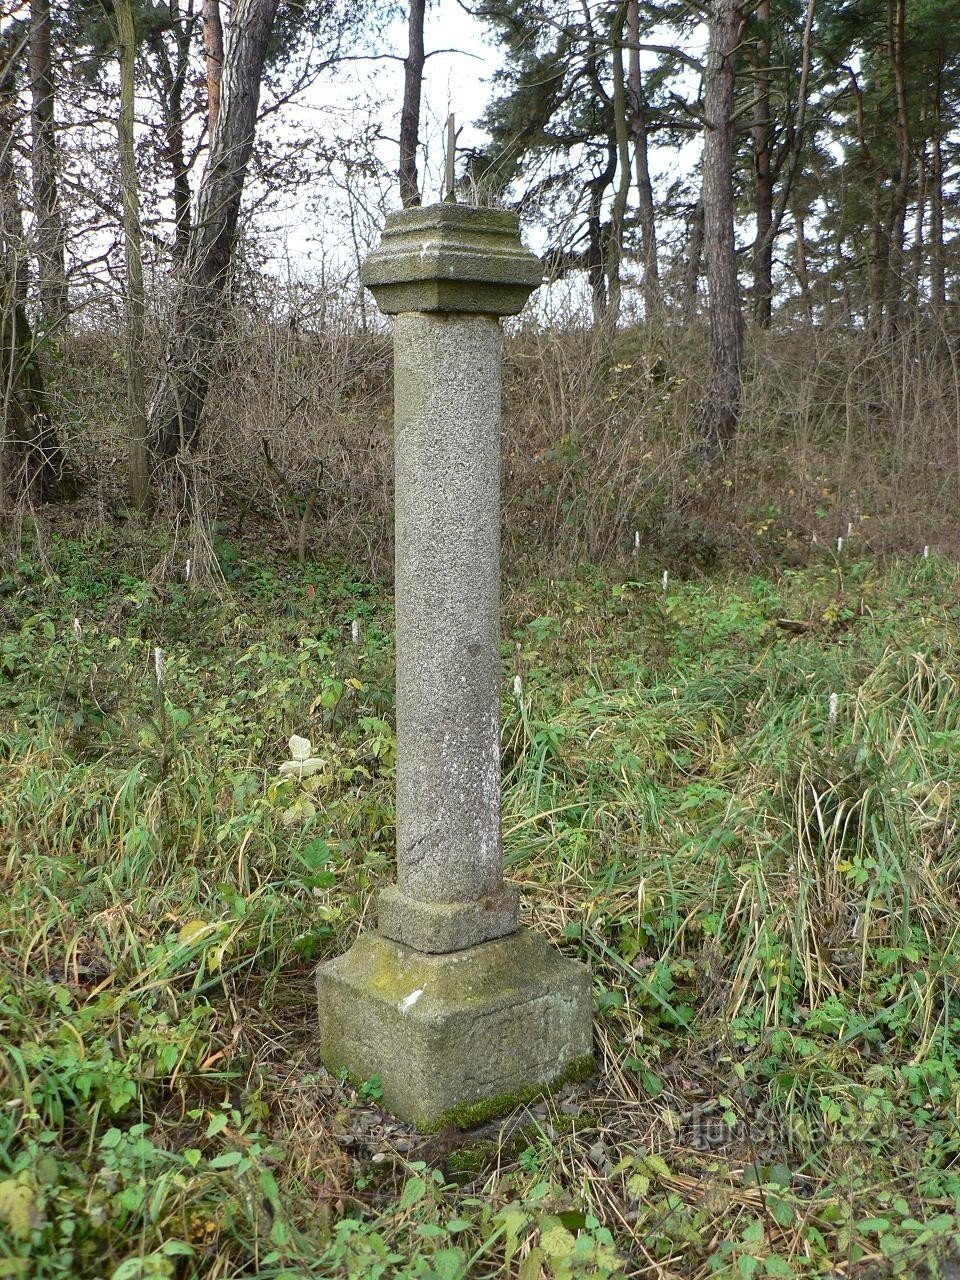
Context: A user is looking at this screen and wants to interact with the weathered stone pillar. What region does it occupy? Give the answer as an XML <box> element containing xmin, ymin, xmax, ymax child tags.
<box><xmin>316</xmin><ymin>205</ymin><xmax>592</xmax><ymax>1128</ymax></box>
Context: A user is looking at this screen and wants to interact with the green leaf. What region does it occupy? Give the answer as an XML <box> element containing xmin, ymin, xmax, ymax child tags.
<box><xmin>879</xmin><ymin>1233</ymin><xmax>903</xmax><ymax>1257</ymax></box>
<box><xmin>34</xmin><ymin>1156</ymin><xmax>59</xmax><ymax>1187</ymax></box>
<box><xmin>259</xmin><ymin>1169</ymin><xmax>281</xmax><ymax>1206</ymax></box>
<box><xmin>640</xmin><ymin>1070</ymin><xmax>664</xmax><ymax>1098</ymax></box>
<box><xmin>500</xmin><ymin>1206</ymin><xmax>529</xmax><ymax>1266</ymax></box>
<box><xmin>764</xmin><ymin>1258</ymin><xmax>796</xmax><ymax>1278</ymax></box>
<box><xmin>769</xmin><ymin>1197</ymin><xmax>794</xmax><ymax>1228</ymax></box>
<box><xmin>555</xmin><ymin>1210</ymin><xmax>587</xmax><ymax>1231</ymax></box>
<box><xmin>159</xmin><ymin>1241</ymin><xmax>193</xmax><ymax>1257</ymax></box>
<box><xmin>209</xmin><ymin>1151</ymin><xmax>243</xmax><ymax>1169</ymax></box>
<box><xmin>540</xmin><ymin>1217</ymin><xmax>577</xmax><ymax>1261</ymax></box>
<box><xmin>399</xmin><ymin>1176</ymin><xmax>426</xmax><ymax>1209</ymax></box>
<box><xmin>178</xmin><ymin>919</ymin><xmax>212</xmax><ymax>946</ymax></box>
<box><xmin>431</xmin><ymin>1249</ymin><xmax>467</xmax><ymax>1280</ymax></box>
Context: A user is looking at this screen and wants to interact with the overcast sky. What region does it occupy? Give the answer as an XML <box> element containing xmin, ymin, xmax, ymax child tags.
<box><xmin>265</xmin><ymin>3</ymin><xmax>501</xmax><ymax>273</ymax></box>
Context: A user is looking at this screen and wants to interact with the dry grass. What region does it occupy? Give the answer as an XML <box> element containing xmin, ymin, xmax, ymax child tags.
<box><xmin>34</xmin><ymin>298</ymin><xmax>960</xmax><ymax>580</ymax></box>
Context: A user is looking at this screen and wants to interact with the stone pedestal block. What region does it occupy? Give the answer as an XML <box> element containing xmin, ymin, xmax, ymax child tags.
<box><xmin>316</xmin><ymin>930</ymin><xmax>593</xmax><ymax>1128</ymax></box>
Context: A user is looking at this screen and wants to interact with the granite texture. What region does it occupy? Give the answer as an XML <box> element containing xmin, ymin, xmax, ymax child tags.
<box><xmin>360</xmin><ymin>203</ymin><xmax>542</xmax><ymax>316</ymax></box>
<box><xmin>316</xmin><ymin>929</ymin><xmax>594</xmax><ymax>1127</ymax></box>
<box><xmin>378</xmin><ymin>882</ymin><xmax>519</xmax><ymax>954</ymax></box>
<box><xmin>380</xmin><ymin>310</ymin><xmax>515</xmax><ymax>951</ymax></box>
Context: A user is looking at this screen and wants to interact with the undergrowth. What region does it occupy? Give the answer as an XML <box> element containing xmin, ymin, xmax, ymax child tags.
<box><xmin>1</xmin><ymin>523</ymin><xmax>960</xmax><ymax>1278</ymax></box>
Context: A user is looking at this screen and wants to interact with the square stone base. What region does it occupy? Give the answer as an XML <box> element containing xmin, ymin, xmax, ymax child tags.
<box><xmin>316</xmin><ymin>929</ymin><xmax>593</xmax><ymax>1129</ymax></box>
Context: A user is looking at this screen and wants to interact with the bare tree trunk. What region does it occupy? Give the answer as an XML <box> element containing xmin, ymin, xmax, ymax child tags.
<box><xmin>586</xmin><ymin>145</ymin><xmax>618</xmax><ymax>327</ymax></box>
<box><xmin>578</xmin><ymin>7</ymin><xmax>616</xmax><ymax>328</ymax></box>
<box><xmin>699</xmin><ymin>0</ymin><xmax>745</xmax><ymax>456</ymax></box>
<box><xmin>202</xmin><ymin>0</ymin><xmax>224</xmax><ymax>137</ymax></box>
<box><xmin>149</xmin><ymin>0</ymin><xmax>279</xmax><ymax>457</ymax></box>
<box><xmin>750</xmin><ymin>0</ymin><xmax>773</xmax><ymax>326</ymax></box>
<box><xmin>116</xmin><ymin>0</ymin><xmax>149</xmax><ymax>510</ymax></box>
<box><xmin>399</xmin><ymin>0</ymin><xmax>425</xmax><ymax>207</ymax></box>
<box><xmin>0</xmin><ymin>51</ymin><xmax>73</xmax><ymax>500</ymax></box>
<box><xmin>911</xmin><ymin>141</ymin><xmax>926</xmax><ymax>310</ymax></box>
<box><xmin>626</xmin><ymin>0</ymin><xmax>659</xmax><ymax>319</ymax></box>
<box><xmin>794</xmin><ymin>211</ymin><xmax>813</xmax><ymax>324</ymax></box>
<box><xmin>883</xmin><ymin>0</ymin><xmax>910</xmax><ymax>336</ymax></box>
<box><xmin>149</xmin><ymin>9</ymin><xmax>192</xmax><ymax>264</ymax></box>
<box><xmin>753</xmin><ymin>0</ymin><xmax>816</xmax><ymax>319</ymax></box>
<box><xmin>930</xmin><ymin>73</ymin><xmax>946</xmax><ymax>322</ymax></box>
<box><xmin>683</xmin><ymin>199</ymin><xmax>703</xmax><ymax>324</ymax></box>
<box><xmin>587</xmin><ymin>196</ymin><xmax>607</xmax><ymax>325</ymax></box>
<box><xmin>29</xmin><ymin>0</ymin><xmax>67</xmax><ymax>335</ymax></box>
<box><xmin>607</xmin><ymin>1</ymin><xmax>631</xmax><ymax>326</ymax></box>
<box><xmin>833</xmin><ymin>222</ymin><xmax>853</xmax><ymax>322</ymax></box>
<box><xmin>867</xmin><ymin>192</ymin><xmax>886</xmax><ymax>337</ymax></box>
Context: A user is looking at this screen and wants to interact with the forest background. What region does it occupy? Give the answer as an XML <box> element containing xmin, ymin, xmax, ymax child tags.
<box><xmin>1</xmin><ymin>0</ymin><xmax>957</xmax><ymax>566</ymax></box>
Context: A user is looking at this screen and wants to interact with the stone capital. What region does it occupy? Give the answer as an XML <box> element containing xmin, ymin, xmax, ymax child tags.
<box><xmin>360</xmin><ymin>203</ymin><xmax>543</xmax><ymax>317</ymax></box>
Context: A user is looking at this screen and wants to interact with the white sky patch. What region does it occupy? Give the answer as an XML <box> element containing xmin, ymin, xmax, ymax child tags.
<box><xmin>267</xmin><ymin>3</ymin><xmax>496</xmax><ymax>273</ymax></box>
<box><xmin>264</xmin><ymin>4</ymin><xmax>709</xmax><ymax>311</ymax></box>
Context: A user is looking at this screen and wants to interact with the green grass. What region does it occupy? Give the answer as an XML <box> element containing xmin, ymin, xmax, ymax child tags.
<box><xmin>2</xmin><ymin>524</ymin><xmax>960</xmax><ymax>1278</ymax></box>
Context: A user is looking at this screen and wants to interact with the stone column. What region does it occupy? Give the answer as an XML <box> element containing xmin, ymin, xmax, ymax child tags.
<box><xmin>383</xmin><ymin>310</ymin><xmax>517</xmax><ymax>951</ymax></box>
<box><xmin>316</xmin><ymin>205</ymin><xmax>592</xmax><ymax>1128</ymax></box>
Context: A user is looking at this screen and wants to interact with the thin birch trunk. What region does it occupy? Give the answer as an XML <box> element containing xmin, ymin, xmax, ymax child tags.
<box><xmin>884</xmin><ymin>0</ymin><xmax>910</xmax><ymax>336</ymax></box>
<box><xmin>794</xmin><ymin>211</ymin><xmax>813</xmax><ymax>324</ymax></box>
<box><xmin>116</xmin><ymin>0</ymin><xmax>149</xmax><ymax>510</ymax></box>
<box><xmin>29</xmin><ymin>0</ymin><xmax>67</xmax><ymax>335</ymax></box>
<box><xmin>930</xmin><ymin>75</ymin><xmax>946</xmax><ymax>321</ymax></box>
<box><xmin>699</xmin><ymin>0</ymin><xmax>745</xmax><ymax>456</ymax></box>
<box><xmin>753</xmin><ymin>0</ymin><xmax>816</xmax><ymax>315</ymax></box>
<box><xmin>750</xmin><ymin>0</ymin><xmax>773</xmax><ymax>326</ymax></box>
<box><xmin>626</xmin><ymin>0</ymin><xmax>659</xmax><ymax>319</ymax></box>
<box><xmin>0</xmin><ymin>48</ymin><xmax>72</xmax><ymax>500</ymax></box>
<box><xmin>606</xmin><ymin>1</ymin><xmax>631</xmax><ymax>327</ymax></box>
<box><xmin>399</xmin><ymin>0</ymin><xmax>425</xmax><ymax>207</ymax></box>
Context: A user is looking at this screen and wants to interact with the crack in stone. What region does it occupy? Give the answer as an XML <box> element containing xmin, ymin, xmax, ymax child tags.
<box><xmin>401</xmin><ymin>824</ymin><xmax>440</xmax><ymax>868</ymax></box>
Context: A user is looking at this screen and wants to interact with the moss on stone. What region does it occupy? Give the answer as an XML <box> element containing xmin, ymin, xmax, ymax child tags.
<box><xmin>347</xmin><ymin>932</ymin><xmax>522</xmax><ymax>1011</ymax></box>
<box><xmin>445</xmin><ymin>1142</ymin><xmax>498</xmax><ymax>1177</ymax></box>
<box><xmin>317</xmin><ymin>930</ymin><xmax>593</xmax><ymax>1128</ymax></box>
<box><xmin>416</xmin><ymin>1054</ymin><xmax>596</xmax><ymax>1133</ymax></box>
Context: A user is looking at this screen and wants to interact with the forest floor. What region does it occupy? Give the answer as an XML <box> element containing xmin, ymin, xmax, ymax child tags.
<box><xmin>2</xmin><ymin>515</ymin><xmax>960</xmax><ymax>1279</ymax></box>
